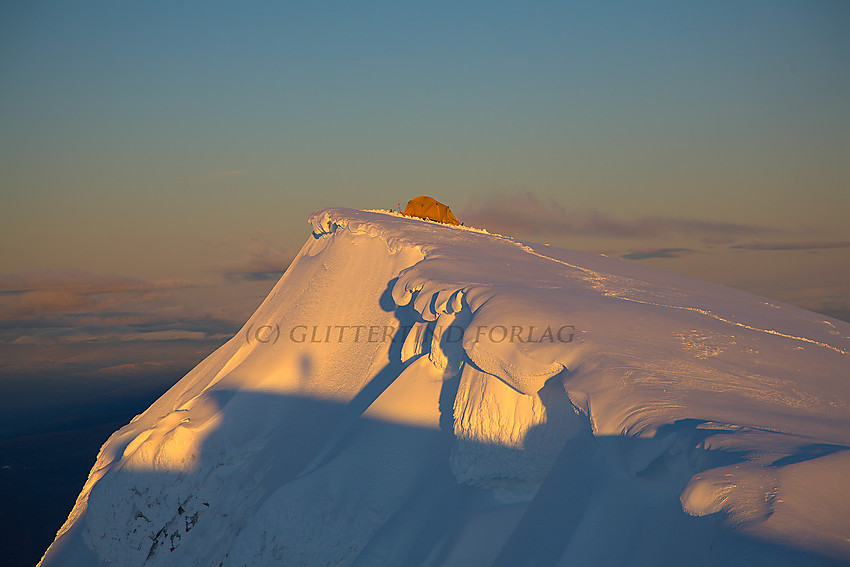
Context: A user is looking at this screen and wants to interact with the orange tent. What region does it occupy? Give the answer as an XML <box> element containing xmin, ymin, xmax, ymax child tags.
<box><xmin>402</xmin><ymin>196</ymin><xmax>461</xmax><ymax>226</ymax></box>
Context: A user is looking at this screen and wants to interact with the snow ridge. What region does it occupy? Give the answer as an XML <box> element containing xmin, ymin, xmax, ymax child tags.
<box><xmin>40</xmin><ymin>208</ymin><xmax>850</xmax><ymax>566</ymax></box>
<box><xmin>518</xmin><ymin>243</ymin><xmax>850</xmax><ymax>356</ymax></box>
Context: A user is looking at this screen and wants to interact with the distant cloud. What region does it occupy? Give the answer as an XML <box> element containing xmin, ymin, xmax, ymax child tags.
<box><xmin>225</xmin><ymin>269</ymin><xmax>287</xmax><ymax>282</ymax></box>
<box><xmin>0</xmin><ymin>271</ymin><xmax>194</xmax><ymax>321</ymax></box>
<box><xmin>701</xmin><ymin>236</ymin><xmax>742</xmax><ymax>245</ymax></box>
<box><xmin>0</xmin><ymin>270</ymin><xmax>239</xmax><ymax>349</ymax></box>
<box><xmin>621</xmin><ymin>248</ymin><xmax>697</xmax><ymax>260</ymax></box>
<box><xmin>88</xmin><ymin>360</ymin><xmax>203</xmax><ymax>377</ymax></box>
<box><xmin>0</xmin><ymin>265</ymin><xmax>281</xmax><ymax>435</ymax></box>
<box><xmin>459</xmin><ymin>191</ymin><xmax>777</xmax><ymax>240</ymax></box>
<box><xmin>730</xmin><ymin>241</ymin><xmax>850</xmax><ymax>252</ymax></box>
<box><xmin>0</xmin><ymin>270</ymin><xmax>153</xmax><ymax>294</ymax></box>
<box><xmin>0</xmin><ymin>268</ymin><xmax>253</xmax><ymax>404</ymax></box>
<box><xmin>220</xmin><ymin>235</ymin><xmax>295</xmax><ymax>281</ymax></box>
<box><xmin>735</xmin><ymin>280</ymin><xmax>850</xmax><ymax>324</ymax></box>
<box><xmin>14</xmin><ymin>329</ymin><xmax>222</xmax><ymax>344</ymax></box>
<box><xmin>131</xmin><ymin>330</ymin><xmax>213</xmax><ymax>341</ymax></box>
<box><xmin>818</xmin><ymin>304</ymin><xmax>850</xmax><ymax>325</ymax></box>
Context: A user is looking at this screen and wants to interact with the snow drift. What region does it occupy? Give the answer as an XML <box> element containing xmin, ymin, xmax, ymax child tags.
<box><xmin>40</xmin><ymin>208</ymin><xmax>850</xmax><ymax>566</ymax></box>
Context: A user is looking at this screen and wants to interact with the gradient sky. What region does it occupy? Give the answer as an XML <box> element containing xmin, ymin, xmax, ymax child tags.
<box><xmin>1</xmin><ymin>2</ymin><xmax>849</xmax><ymax>414</ymax></box>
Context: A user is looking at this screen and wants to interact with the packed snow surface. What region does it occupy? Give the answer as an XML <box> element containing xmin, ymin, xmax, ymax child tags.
<box><xmin>41</xmin><ymin>208</ymin><xmax>850</xmax><ymax>566</ymax></box>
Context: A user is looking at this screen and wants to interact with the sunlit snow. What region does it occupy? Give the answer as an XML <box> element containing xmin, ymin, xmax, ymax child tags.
<box><xmin>40</xmin><ymin>208</ymin><xmax>850</xmax><ymax>566</ymax></box>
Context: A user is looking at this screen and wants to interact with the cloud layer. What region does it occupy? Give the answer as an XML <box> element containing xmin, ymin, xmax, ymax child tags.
<box><xmin>0</xmin><ymin>270</ymin><xmax>271</xmax><ymax>384</ymax></box>
<box><xmin>459</xmin><ymin>191</ymin><xmax>777</xmax><ymax>240</ymax></box>
<box><xmin>0</xmin><ymin>269</ymin><xmax>286</xmax><ymax>439</ymax></box>
<box><xmin>222</xmin><ymin>245</ymin><xmax>295</xmax><ymax>282</ymax></box>
<box><xmin>456</xmin><ymin>191</ymin><xmax>850</xmax><ymax>323</ymax></box>
<box><xmin>620</xmin><ymin>248</ymin><xmax>697</xmax><ymax>260</ymax></box>
<box><xmin>0</xmin><ymin>271</ymin><xmax>193</xmax><ymax>321</ymax></box>
<box><xmin>731</xmin><ymin>241</ymin><xmax>850</xmax><ymax>252</ymax></box>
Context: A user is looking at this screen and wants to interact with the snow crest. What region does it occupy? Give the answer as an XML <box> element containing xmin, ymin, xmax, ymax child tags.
<box><xmin>40</xmin><ymin>208</ymin><xmax>850</xmax><ymax>566</ymax></box>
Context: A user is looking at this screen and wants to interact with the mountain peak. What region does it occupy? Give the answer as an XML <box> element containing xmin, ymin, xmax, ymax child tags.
<box><xmin>41</xmin><ymin>208</ymin><xmax>850</xmax><ymax>566</ymax></box>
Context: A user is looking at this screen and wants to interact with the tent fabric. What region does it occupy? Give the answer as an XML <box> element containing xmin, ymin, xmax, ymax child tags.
<box><xmin>402</xmin><ymin>196</ymin><xmax>461</xmax><ymax>225</ymax></box>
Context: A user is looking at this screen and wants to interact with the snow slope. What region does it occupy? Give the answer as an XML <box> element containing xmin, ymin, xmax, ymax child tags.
<box><xmin>40</xmin><ymin>208</ymin><xmax>850</xmax><ymax>566</ymax></box>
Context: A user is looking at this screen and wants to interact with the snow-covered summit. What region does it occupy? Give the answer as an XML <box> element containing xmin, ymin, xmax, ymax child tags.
<box><xmin>41</xmin><ymin>208</ymin><xmax>850</xmax><ymax>566</ymax></box>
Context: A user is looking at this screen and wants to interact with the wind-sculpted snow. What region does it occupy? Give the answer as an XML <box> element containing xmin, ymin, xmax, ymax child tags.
<box><xmin>41</xmin><ymin>208</ymin><xmax>850</xmax><ymax>566</ymax></box>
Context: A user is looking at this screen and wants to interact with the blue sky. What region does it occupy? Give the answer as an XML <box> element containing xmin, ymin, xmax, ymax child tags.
<box><xmin>1</xmin><ymin>1</ymin><xmax>849</xmax><ymax>407</ymax></box>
